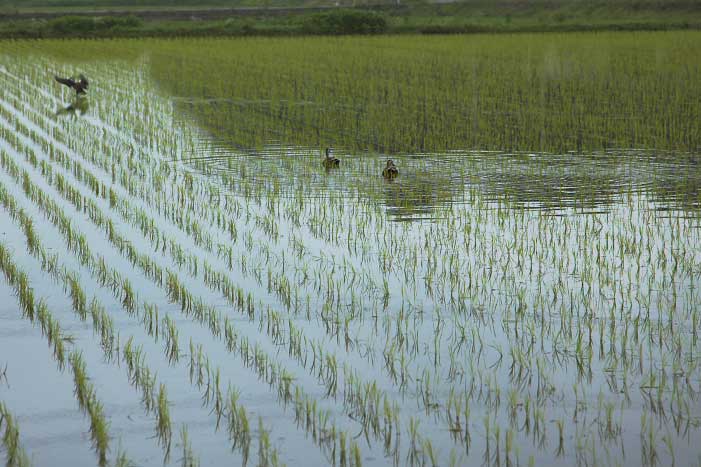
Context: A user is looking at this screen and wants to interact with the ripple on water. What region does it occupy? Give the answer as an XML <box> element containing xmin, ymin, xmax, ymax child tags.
<box><xmin>172</xmin><ymin>131</ymin><xmax>701</xmax><ymax>222</ymax></box>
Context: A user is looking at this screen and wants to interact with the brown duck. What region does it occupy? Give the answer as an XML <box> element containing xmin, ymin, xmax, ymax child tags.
<box><xmin>382</xmin><ymin>159</ymin><xmax>399</xmax><ymax>179</ymax></box>
<box><xmin>55</xmin><ymin>74</ymin><xmax>89</xmax><ymax>95</ymax></box>
<box><xmin>322</xmin><ymin>148</ymin><xmax>340</xmax><ymax>169</ymax></box>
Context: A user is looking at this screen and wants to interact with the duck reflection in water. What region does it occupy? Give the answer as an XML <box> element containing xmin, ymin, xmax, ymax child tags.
<box><xmin>55</xmin><ymin>95</ymin><xmax>89</xmax><ymax>118</ymax></box>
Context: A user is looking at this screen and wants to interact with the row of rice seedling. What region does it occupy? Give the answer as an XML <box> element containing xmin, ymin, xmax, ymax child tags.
<box><xmin>0</xmin><ymin>78</ymin><xmax>232</xmax><ymax>433</ymax></box>
<box><xmin>10</xmin><ymin>59</ymin><xmax>454</xmax><ymax>467</ymax></box>
<box><xmin>0</xmin><ymin>79</ymin><xmax>443</xmax><ymax>463</ymax></box>
<box><xmin>0</xmin><ymin>114</ymin><xmax>387</xmax><ymax>465</ymax></box>
<box><xmin>2</xmin><ymin>68</ymin><xmax>370</xmax><ymax>464</ymax></box>
<box><xmin>0</xmin><ymin>132</ymin><xmax>289</xmax><ymax>466</ymax></box>
<box><xmin>4</xmin><ymin>62</ymin><xmax>390</xmax><ymax>392</ymax></box>
<box><xmin>0</xmin><ymin>181</ymin><xmax>201</xmax><ymax>462</ymax></box>
<box><xmin>1</xmin><ymin>80</ymin><xmax>394</xmax><ymax>402</ymax></box>
<box><xmin>0</xmin><ymin>239</ymin><xmax>126</xmax><ymax>466</ymax></box>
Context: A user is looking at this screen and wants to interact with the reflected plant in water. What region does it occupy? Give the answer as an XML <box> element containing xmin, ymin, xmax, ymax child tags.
<box><xmin>0</xmin><ymin>403</ymin><xmax>31</xmax><ymax>467</ymax></box>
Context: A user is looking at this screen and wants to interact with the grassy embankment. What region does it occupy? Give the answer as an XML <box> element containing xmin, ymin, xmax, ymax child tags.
<box><xmin>0</xmin><ymin>0</ymin><xmax>700</xmax><ymax>38</ymax></box>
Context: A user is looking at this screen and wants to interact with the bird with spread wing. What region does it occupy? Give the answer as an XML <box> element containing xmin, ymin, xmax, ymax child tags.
<box><xmin>54</xmin><ymin>74</ymin><xmax>89</xmax><ymax>95</ymax></box>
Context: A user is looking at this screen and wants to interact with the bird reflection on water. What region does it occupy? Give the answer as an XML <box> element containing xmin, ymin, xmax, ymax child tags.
<box><xmin>55</xmin><ymin>95</ymin><xmax>89</xmax><ymax>118</ymax></box>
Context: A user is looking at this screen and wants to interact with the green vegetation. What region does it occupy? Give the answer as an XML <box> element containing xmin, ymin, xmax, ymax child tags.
<box><xmin>301</xmin><ymin>9</ymin><xmax>386</xmax><ymax>34</ymax></box>
<box><xmin>46</xmin><ymin>14</ymin><xmax>142</xmax><ymax>33</ymax></box>
<box><xmin>391</xmin><ymin>0</ymin><xmax>701</xmax><ymax>33</ymax></box>
<box><xmin>1</xmin><ymin>0</ymin><xmax>700</xmax><ymax>38</ymax></box>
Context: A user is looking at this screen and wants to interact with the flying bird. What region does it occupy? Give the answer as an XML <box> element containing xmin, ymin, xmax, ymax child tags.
<box><xmin>54</xmin><ymin>74</ymin><xmax>89</xmax><ymax>95</ymax></box>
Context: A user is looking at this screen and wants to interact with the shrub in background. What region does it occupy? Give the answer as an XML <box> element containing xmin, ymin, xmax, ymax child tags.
<box><xmin>301</xmin><ymin>9</ymin><xmax>387</xmax><ymax>34</ymax></box>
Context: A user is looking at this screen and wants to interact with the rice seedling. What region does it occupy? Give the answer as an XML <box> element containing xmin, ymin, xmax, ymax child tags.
<box><xmin>114</xmin><ymin>448</ymin><xmax>132</xmax><ymax>467</ymax></box>
<box><xmin>0</xmin><ymin>236</ymin><xmax>128</xmax><ymax>465</ymax></box>
<box><xmin>179</xmin><ymin>425</ymin><xmax>200</xmax><ymax>467</ymax></box>
<box><xmin>0</xmin><ymin>177</ymin><xmax>193</xmax><ymax>464</ymax></box>
<box><xmin>0</xmin><ymin>403</ymin><xmax>31</xmax><ymax>467</ymax></box>
<box><xmin>68</xmin><ymin>351</ymin><xmax>111</xmax><ymax>465</ymax></box>
<box><xmin>156</xmin><ymin>383</ymin><xmax>173</xmax><ymax>460</ymax></box>
<box><xmin>0</xmin><ymin>363</ymin><xmax>7</xmax><ymax>388</ymax></box>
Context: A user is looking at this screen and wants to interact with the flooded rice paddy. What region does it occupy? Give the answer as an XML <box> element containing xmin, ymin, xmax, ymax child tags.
<box><xmin>1</xmin><ymin>34</ymin><xmax>701</xmax><ymax>466</ymax></box>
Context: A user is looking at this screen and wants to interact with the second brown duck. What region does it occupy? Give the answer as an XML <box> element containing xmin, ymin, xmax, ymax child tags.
<box><xmin>322</xmin><ymin>148</ymin><xmax>340</xmax><ymax>169</ymax></box>
<box><xmin>382</xmin><ymin>159</ymin><xmax>399</xmax><ymax>179</ymax></box>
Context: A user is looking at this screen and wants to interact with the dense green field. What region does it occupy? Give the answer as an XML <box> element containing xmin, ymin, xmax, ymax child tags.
<box><xmin>144</xmin><ymin>32</ymin><xmax>701</xmax><ymax>154</ymax></box>
<box><xmin>0</xmin><ymin>33</ymin><xmax>700</xmax><ymax>467</ymax></box>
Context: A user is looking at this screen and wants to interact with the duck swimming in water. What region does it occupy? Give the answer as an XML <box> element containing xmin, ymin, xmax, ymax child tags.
<box><xmin>54</xmin><ymin>74</ymin><xmax>89</xmax><ymax>95</ymax></box>
<box><xmin>322</xmin><ymin>148</ymin><xmax>340</xmax><ymax>169</ymax></box>
<box><xmin>382</xmin><ymin>159</ymin><xmax>399</xmax><ymax>179</ymax></box>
